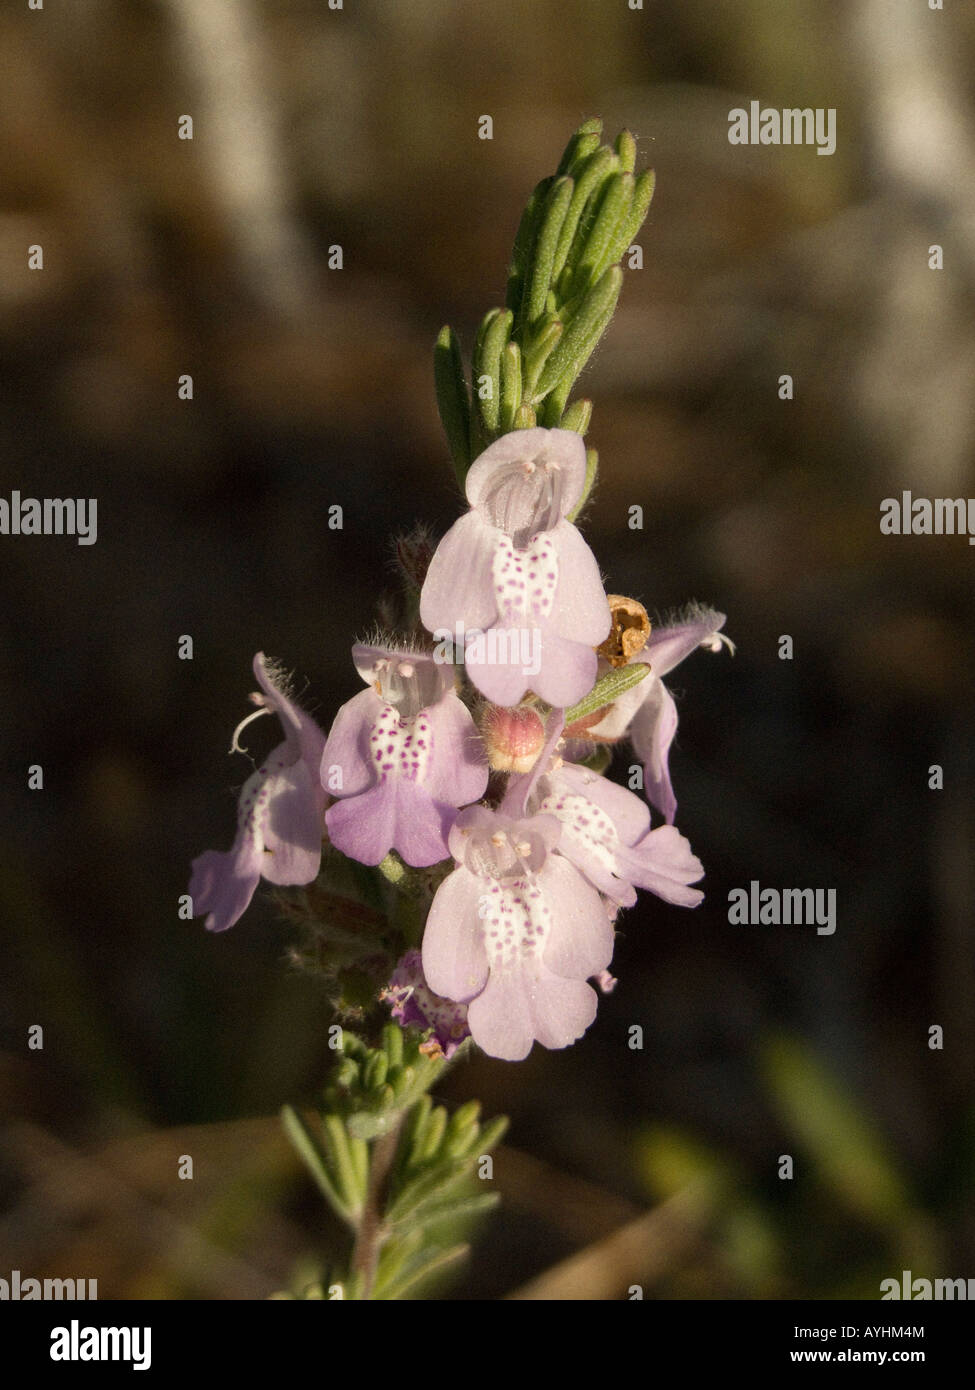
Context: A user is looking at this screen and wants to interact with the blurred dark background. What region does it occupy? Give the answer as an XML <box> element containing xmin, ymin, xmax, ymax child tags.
<box><xmin>1</xmin><ymin>0</ymin><xmax>973</xmax><ymax>1299</ymax></box>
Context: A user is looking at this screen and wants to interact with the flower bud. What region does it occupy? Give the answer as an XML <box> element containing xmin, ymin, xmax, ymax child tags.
<box><xmin>480</xmin><ymin>702</ymin><xmax>546</xmax><ymax>773</ymax></box>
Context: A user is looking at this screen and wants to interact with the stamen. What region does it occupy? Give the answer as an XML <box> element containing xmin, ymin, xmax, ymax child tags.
<box><xmin>506</xmin><ymin>831</ymin><xmax>537</xmax><ymax>879</ymax></box>
<box><xmin>229</xmin><ymin>704</ymin><xmax>271</xmax><ymax>754</ymax></box>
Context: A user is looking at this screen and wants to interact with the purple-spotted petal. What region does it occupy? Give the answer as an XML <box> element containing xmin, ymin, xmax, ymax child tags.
<box><xmin>383</xmin><ymin>950</ymin><xmax>471</xmax><ymax>1057</ymax></box>
<box><xmin>466</xmin><ymin>963</ymin><xmax>598</xmax><ymax>1061</ymax></box>
<box><xmin>320</xmin><ymin>688</ymin><xmax>383</xmax><ymax>798</ymax></box>
<box><xmin>419</xmin><ymin>693</ymin><xmax>489</xmax><ymax>806</ymax></box>
<box><xmin>422</xmin><ymin>866</ymin><xmax>490</xmax><ymax>1002</ymax></box>
<box><xmin>546</xmin><ymin>520</ymin><xmax>611</xmax><ymax>646</ymax></box>
<box><xmin>389</xmin><ymin>779</ymin><xmax>455</xmax><ymax>865</ymax></box>
<box><xmin>189</xmin><ymin>844</ymin><xmax>262</xmax><ymax>934</ymax></box>
<box><xmin>538</xmin><ymin>856</ymin><xmax>615</xmax><ymax>979</ymax></box>
<box><xmin>260</xmin><ymin>760</ymin><xmax>324</xmax><ymax>885</ymax></box>
<box><xmin>419</xmin><ymin>510</ymin><xmax>500</xmax><ymax>635</ymax></box>
<box><xmin>630</xmin><ymin>679</ymin><xmax>679</xmax><ymax>824</ymax></box>
<box><xmin>325</xmin><ymin>782</ymin><xmax>396</xmax><ymax>866</ymax></box>
<box><xmin>548</xmin><ymin>763</ymin><xmax>651</xmax><ymax>845</ymax></box>
<box><xmin>615</xmin><ymin>824</ymin><xmax>705</xmax><ymax>907</ymax></box>
<box><xmin>326</xmin><ymin>778</ymin><xmax>452</xmax><ymax>867</ymax></box>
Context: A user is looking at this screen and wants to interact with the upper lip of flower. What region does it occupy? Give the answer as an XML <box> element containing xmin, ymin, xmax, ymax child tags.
<box><xmin>464</xmin><ymin>429</ymin><xmax>585</xmax><ymax>544</ymax></box>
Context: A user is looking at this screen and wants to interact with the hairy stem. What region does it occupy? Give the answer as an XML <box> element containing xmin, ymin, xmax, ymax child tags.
<box><xmin>350</xmin><ymin>1118</ymin><xmax>403</xmax><ymax>1298</ymax></box>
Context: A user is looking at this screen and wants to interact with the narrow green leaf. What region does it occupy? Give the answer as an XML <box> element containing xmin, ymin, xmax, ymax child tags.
<box><xmin>566</xmin><ymin>446</ymin><xmax>599</xmax><ymax>521</ymax></box>
<box><xmin>615</xmin><ymin>127</ymin><xmax>637</xmax><ymax>173</ymax></box>
<box><xmin>334</xmin><ymin>1057</ymin><xmax>359</xmax><ymax>1090</ymax></box>
<box><xmin>558</xmin><ymin>397</ymin><xmax>592</xmax><ymax>435</ymax></box>
<box><xmin>387</xmin><ymin>1158</ymin><xmax>469</xmax><ymax>1224</ymax></box>
<box><xmin>322</xmin><ymin>1114</ymin><xmax>365</xmax><ymax>1215</ymax></box>
<box><xmin>523</xmin><ymin>176</ymin><xmax>574</xmax><ymax>328</ymax></box>
<box><xmin>280</xmin><ymin>1106</ymin><xmax>355</xmax><ymax>1226</ymax></box>
<box><xmin>467</xmin><ymin>1114</ymin><xmax>509</xmax><ymax>1158</ymax></box>
<box><xmin>473</xmin><ymin>307</ymin><xmax>512</xmax><ymax>440</ymax></box>
<box><xmin>383</xmin><ymin>1243</ymin><xmax>469</xmax><ymax>1301</ymax></box>
<box><xmin>570</xmin><ymin>171</ymin><xmax>628</xmax><ymax>295</ymax></box>
<box><xmin>591</xmin><ymin>172</ymin><xmax>636</xmax><ymax>282</ymax></box>
<box><xmin>404</xmin><ymin>1093</ymin><xmax>434</xmax><ymax>1172</ymax></box>
<box><xmin>616</xmin><ymin>168</ymin><xmax>656</xmax><ymax>262</ymax></box>
<box><xmin>382</xmin><ymin>1023</ymin><xmax>404</xmax><ymax>1070</ymax></box>
<box><xmin>512</xmin><ymin>401</ymin><xmax>536</xmax><ymax>429</ymax></box>
<box><xmin>371</xmin><ymin>1228</ymin><xmax>424</xmax><ymax>1300</ymax></box>
<box><xmin>363</xmin><ymin>1050</ymin><xmax>388</xmax><ymax>1092</ymax></box>
<box><xmin>522</xmin><ymin>316</ymin><xmax>563</xmax><ymax>400</ymax></box>
<box><xmin>443</xmin><ymin>1099</ymin><xmax>481</xmax><ymax>1155</ymax></box>
<box><xmin>505</xmin><ymin>176</ymin><xmax>553</xmax><ymax>315</ymax></box>
<box><xmin>411</xmin><ymin>1191</ymin><xmax>500</xmax><ymax>1234</ymax></box>
<box><xmin>442</xmin><ymin>1120</ymin><xmax>480</xmax><ymax>1162</ymax></box>
<box><xmin>567</xmin><ymin>132</ymin><xmax>604</xmax><ymax>177</ymax></box>
<box><xmin>540</xmin><ymin>374</ymin><xmax>572</xmax><ymax>427</ymax></box>
<box><xmin>346</xmin><ymin>1103</ymin><xmax>401</xmax><ymax>1141</ymax></box>
<box><xmin>402</xmin><ymin>1163</ymin><xmax>485</xmax><ymax>1219</ymax></box>
<box><xmin>417</xmin><ymin>1104</ymin><xmax>449</xmax><ymax>1163</ymax></box>
<box><xmin>391</xmin><ymin>1063</ymin><xmax>416</xmax><ymax>1099</ymax></box>
<box><xmin>434</xmin><ymin>326</ymin><xmax>471</xmax><ymax>486</ymax></box>
<box><xmin>550</xmin><ymin>145</ymin><xmax>618</xmax><ymax>287</ymax></box>
<box><xmin>564</xmin><ymin>659</ymin><xmax>650</xmax><ymax>727</ymax></box>
<box><xmin>499</xmin><ymin>341</ymin><xmax>522</xmax><ymax>434</ymax></box>
<box><xmin>556</xmin><ymin>116</ymin><xmax>603</xmax><ymax>175</ymax></box>
<box><xmin>536</xmin><ymin>265</ymin><xmax>623</xmax><ymax>400</ymax></box>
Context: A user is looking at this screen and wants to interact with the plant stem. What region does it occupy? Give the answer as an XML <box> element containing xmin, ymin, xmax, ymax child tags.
<box><xmin>350</xmin><ymin>1118</ymin><xmax>403</xmax><ymax>1298</ymax></box>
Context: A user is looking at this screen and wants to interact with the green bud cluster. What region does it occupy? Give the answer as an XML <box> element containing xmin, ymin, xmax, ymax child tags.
<box><xmin>435</xmin><ymin>117</ymin><xmax>656</xmax><ymax>511</ymax></box>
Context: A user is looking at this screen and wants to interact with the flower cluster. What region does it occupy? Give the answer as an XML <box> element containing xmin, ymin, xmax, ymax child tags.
<box><xmin>189</xmin><ymin>429</ymin><xmax>729</xmax><ymax>1060</ymax></box>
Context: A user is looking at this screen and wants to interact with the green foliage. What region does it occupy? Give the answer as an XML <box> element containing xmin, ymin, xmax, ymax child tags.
<box><xmin>280</xmin><ymin>1024</ymin><xmax>507</xmax><ymax>1300</ymax></box>
<box><xmin>761</xmin><ymin>1035</ymin><xmax>910</xmax><ymax>1226</ymax></box>
<box><xmin>435</xmin><ymin>117</ymin><xmax>655</xmax><ymax>489</ymax></box>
